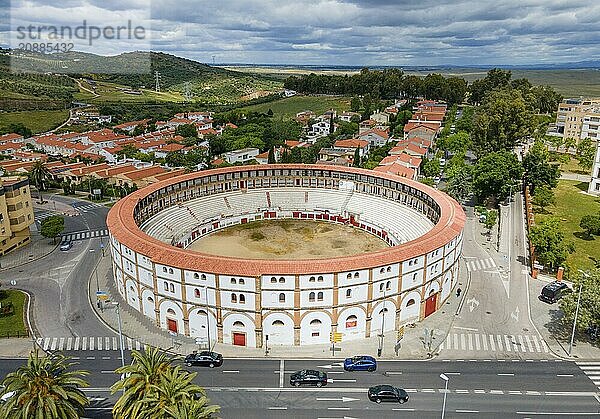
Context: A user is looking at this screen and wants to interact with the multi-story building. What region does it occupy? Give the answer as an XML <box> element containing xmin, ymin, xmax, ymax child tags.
<box><xmin>552</xmin><ymin>98</ymin><xmax>600</xmax><ymax>142</ymax></box>
<box><xmin>588</xmin><ymin>141</ymin><xmax>600</xmax><ymax>196</ymax></box>
<box><xmin>0</xmin><ymin>176</ymin><xmax>34</xmax><ymax>256</ymax></box>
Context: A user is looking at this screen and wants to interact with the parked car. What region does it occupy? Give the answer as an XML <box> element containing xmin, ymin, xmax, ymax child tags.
<box><xmin>538</xmin><ymin>281</ymin><xmax>570</xmax><ymax>304</ymax></box>
<box><xmin>368</xmin><ymin>385</ymin><xmax>409</xmax><ymax>404</ymax></box>
<box><xmin>184</xmin><ymin>351</ymin><xmax>223</xmax><ymax>368</ymax></box>
<box><xmin>290</xmin><ymin>369</ymin><xmax>328</xmax><ymax>387</ymax></box>
<box><xmin>343</xmin><ymin>355</ymin><xmax>377</xmax><ymax>372</ymax></box>
<box><xmin>59</xmin><ymin>240</ymin><xmax>72</xmax><ymax>251</ymax></box>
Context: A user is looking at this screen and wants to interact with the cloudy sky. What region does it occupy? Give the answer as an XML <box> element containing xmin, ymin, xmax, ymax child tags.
<box><xmin>2</xmin><ymin>0</ymin><xmax>600</xmax><ymax>66</ymax></box>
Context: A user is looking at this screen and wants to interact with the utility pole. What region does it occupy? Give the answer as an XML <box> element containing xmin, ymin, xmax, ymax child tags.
<box><xmin>154</xmin><ymin>71</ymin><xmax>161</xmax><ymax>92</ymax></box>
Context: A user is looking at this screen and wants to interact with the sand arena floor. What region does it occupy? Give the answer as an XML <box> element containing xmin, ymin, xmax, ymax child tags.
<box><xmin>188</xmin><ymin>219</ymin><xmax>389</xmax><ymax>260</ymax></box>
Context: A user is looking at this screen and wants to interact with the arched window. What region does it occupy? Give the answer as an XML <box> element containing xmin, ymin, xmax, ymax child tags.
<box><xmin>162</xmin><ymin>267</ymin><xmax>167</xmax><ymax>273</ymax></box>
<box><xmin>239</xmin><ymin>294</ymin><xmax>246</xmax><ymax>303</ymax></box>
<box><xmin>386</xmin><ymin>281</ymin><xmax>391</xmax><ymax>291</ymax></box>
<box><xmin>231</xmin><ymin>293</ymin><xmax>237</xmax><ymax>303</ymax></box>
<box><xmin>379</xmin><ymin>307</ymin><xmax>389</xmax><ymax>315</ymax></box>
<box><xmin>193</xmin><ymin>273</ymin><xmax>199</xmax><ymax>279</ymax></box>
<box><xmin>239</xmin><ymin>278</ymin><xmax>245</xmax><ymax>285</ymax></box>
<box><xmin>309</xmin><ymin>292</ymin><xmax>315</xmax><ymax>302</ymax></box>
<box><xmin>317</xmin><ymin>276</ymin><xmax>324</xmax><ymax>282</ymax></box>
<box><xmin>129</xmin><ymin>286</ymin><xmax>135</xmax><ymax>292</ymax></box>
<box><xmin>379</xmin><ymin>283</ymin><xmax>384</xmax><ymax>292</ymax></box>
<box><xmin>387</xmin><ymin>267</ymin><xmax>391</xmax><ymax>272</ymax></box>
<box><xmin>279</xmin><ymin>293</ymin><xmax>286</xmax><ymax>303</ymax></box>
<box><xmin>194</xmin><ymin>288</ymin><xmax>201</xmax><ymax>298</ymax></box>
<box><xmin>406</xmin><ymin>299</ymin><xmax>416</xmax><ymax>306</ymax></box>
<box><xmin>271</xmin><ymin>277</ymin><xmax>277</xmax><ymax>283</ymax></box>
<box><xmin>317</xmin><ymin>292</ymin><xmax>323</xmax><ymax>301</ymax></box>
<box><xmin>167</xmin><ymin>308</ymin><xmax>175</xmax><ymax>315</ymax></box>
<box><xmin>346</xmin><ymin>289</ymin><xmax>352</xmax><ymax>298</ymax></box>
<box><xmin>201</xmin><ymin>274</ymin><xmax>206</xmax><ymax>280</ymax></box>
<box><xmin>163</xmin><ymin>281</ymin><xmax>168</xmax><ymax>291</ymax></box>
<box><xmin>169</xmin><ymin>283</ymin><xmax>174</xmax><ymax>293</ymax></box>
<box><xmin>279</xmin><ymin>277</ymin><xmax>285</xmax><ymax>283</ymax></box>
<box><xmin>310</xmin><ymin>319</ymin><xmax>322</xmax><ymax>326</ymax></box>
<box><xmin>346</xmin><ymin>315</ymin><xmax>358</xmax><ymax>328</ymax></box>
<box><xmin>379</xmin><ymin>268</ymin><xmax>384</xmax><ymax>274</ymax></box>
<box><xmin>231</xmin><ymin>278</ymin><xmax>237</xmax><ymax>284</ymax></box>
<box><xmin>309</xmin><ymin>276</ymin><xmax>316</xmax><ymax>282</ymax></box>
<box><xmin>354</xmin><ymin>272</ymin><xmax>359</xmax><ymax>278</ymax></box>
<box><xmin>346</xmin><ymin>273</ymin><xmax>352</xmax><ymax>279</ymax></box>
<box><xmin>168</xmin><ymin>268</ymin><xmax>174</xmax><ymax>274</ymax></box>
<box><xmin>233</xmin><ymin>321</ymin><xmax>244</xmax><ymax>328</ymax></box>
<box><xmin>272</xmin><ymin>320</ymin><xmax>284</xmax><ymax>326</ymax></box>
<box><xmin>147</xmin><ymin>296</ymin><xmax>154</xmax><ymax>303</ymax></box>
<box><xmin>197</xmin><ymin>309</ymin><xmax>207</xmax><ymax>316</ymax></box>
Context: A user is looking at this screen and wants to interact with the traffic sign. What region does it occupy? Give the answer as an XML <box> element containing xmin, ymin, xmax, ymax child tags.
<box><xmin>330</xmin><ymin>332</ymin><xmax>343</xmax><ymax>343</ymax></box>
<box><xmin>96</xmin><ymin>291</ymin><xmax>109</xmax><ymax>301</ymax></box>
<box><xmin>397</xmin><ymin>326</ymin><xmax>405</xmax><ymax>341</ymax></box>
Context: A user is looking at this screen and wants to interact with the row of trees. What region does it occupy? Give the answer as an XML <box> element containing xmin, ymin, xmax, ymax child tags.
<box><xmin>0</xmin><ymin>348</ymin><xmax>219</xmax><ymax>419</ymax></box>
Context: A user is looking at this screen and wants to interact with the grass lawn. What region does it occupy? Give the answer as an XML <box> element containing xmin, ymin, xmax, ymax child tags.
<box><xmin>534</xmin><ymin>180</ymin><xmax>600</xmax><ymax>271</ymax></box>
<box><xmin>0</xmin><ymin>110</ymin><xmax>69</xmax><ymax>134</ymax></box>
<box><xmin>559</xmin><ymin>156</ymin><xmax>590</xmax><ymax>175</ymax></box>
<box><xmin>0</xmin><ymin>290</ymin><xmax>27</xmax><ymax>337</ymax></box>
<box><xmin>239</xmin><ymin>95</ymin><xmax>351</xmax><ymax>119</ymax></box>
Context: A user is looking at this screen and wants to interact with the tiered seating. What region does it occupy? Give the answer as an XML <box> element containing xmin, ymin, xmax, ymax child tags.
<box><xmin>269</xmin><ymin>188</ymin><xmax>308</xmax><ymax>209</ymax></box>
<box><xmin>225</xmin><ymin>190</ymin><xmax>267</xmax><ymax>212</ymax></box>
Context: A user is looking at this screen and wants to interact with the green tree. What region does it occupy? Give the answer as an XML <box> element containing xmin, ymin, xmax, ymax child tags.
<box><xmin>532</xmin><ymin>185</ymin><xmax>555</xmax><ymax>212</ymax></box>
<box><xmin>353</xmin><ymin>147</ymin><xmax>361</xmax><ymax>167</ymax></box>
<box><xmin>421</xmin><ymin>157</ymin><xmax>441</xmax><ymax>178</ymax></box>
<box><xmin>29</xmin><ymin>160</ymin><xmax>51</xmax><ymax>203</ymax></box>
<box><xmin>472</xmin><ymin>151</ymin><xmax>523</xmax><ymax>203</ymax></box>
<box><xmin>6</xmin><ymin>123</ymin><xmax>32</xmax><ymax>139</ymax></box>
<box><xmin>484</xmin><ymin>209</ymin><xmax>498</xmax><ymax>232</ymax></box>
<box><xmin>112</xmin><ymin>348</ymin><xmax>218</xmax><ymax>419</ymax></box>
<box><xmin>559</xmin><ymin>269</ymin><xmax>600</xmax><ymax>334</ymax></box>
<box><xmin>350</xmin><ymin>96</ymin><xmax>361</xmax><ymax>112</ymax></box>
<box><xmin>267</xmin><ymin>147</ymin><xmax>275</xmax><ymax>164</ymax></box>
<box><xmin>529</xmin><ymin>217</ymin><xmax>575</xmax><ymax>271</ymax></box>
<box><xmin>117</xmin><ymin>144</ymin><xmax>138</xmax><ymax>159</ymax></box>
<box><xmin>439</xmin><ymin>131</ymin><xmax>471</xmax><ymax>155</ymax></box>
<box><xmin>0</xmin><ymin>350</ymin><xmax>89</xmax><ymax>419</ymax></box>
<box><xmin>522</xmin><ymin>141</ymin><xmax>560</xmax><ymax>193</ymax></box>
<box><xmin>165</xmin><ymin>151</ymin><xmax>187</xmax><ymax>167</ymax></box>
<box><xmin>40</xmin><ymin>214</ymin><xmax>64</xmax><ymax>244</ymax></box>
<box><xmin>580</xmin><ymin>214</ymin><xmax>600</xmax><ymax>238</ymax></box>
<box><xmin>445</xmin><ymin>164</ymin><xmax>472</xmax><ymax>203</ymax></box>
<box><xmin>576</xmin><ymin>138</ymin><xmax>596</xmax><ymax>170</ymax></box>
<box><xmin>175</xmin><ymin>124</ymin><xmax>198</xmax><ymax>139</ymax></box>
<box><xmin>471</xmin><ymin>88</ymin><xmax>535</xmax><ymax>157</ymax></box>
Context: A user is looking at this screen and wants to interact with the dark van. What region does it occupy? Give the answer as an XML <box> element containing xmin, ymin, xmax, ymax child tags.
<box><xmin>539</xmin><ymin>281</ymin><xmax>570</xmax><ymax>304</ymax></box>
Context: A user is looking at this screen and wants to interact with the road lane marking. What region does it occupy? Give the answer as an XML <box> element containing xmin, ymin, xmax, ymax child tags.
<box><xmin>327</xmin><ymin>371</ymin><xmax>345</xmax><ymax>374</ymax></box>
<box><xmin>453</xmin><ymin>326</ymin><xmax>478</xmax><ymax>331</ymax></box>
<box><xmin>517</xmin><ymin>412</ymin><xmax>599</xmax><ymax>416</ymax></box>
<box><xmin>489</xmin><ymin>334</ymin><xmax>495</xmax><ymax>351</ymax></box>
<box><xmin>490</xmin><ymin>390</ymin><xmax>504</xmax><ymax>394</ymax></box>
<box><xmin>456</xmin><ymin>410</ymin><xmax>479</xmax><ymax>413</ymax></box>
<box><xmin>222</xmin><ymin>370</ymin><xmax>240</xmax><ymax>373</ymax></box>
<box><xmin>279</xmin><ymin>359</ymin><xmax>284</xmax><ymax>388</ymax></box>
<box><xmin>329</xmin><ymin>379</ymin><xmax>356</xmax><ymax>383</ymax></box>
<box><xmin>474</xmin><ymin>390</ymin><xmax>485</xmax><ymax>394</ymax></box>
<box><xmin>316</xmin><ymin>397</ymin><xmax>360</xmax><ymax>402</ymax></box>
<box><xmin>455</xmin><ymin>390</ymin><xmax>469</xmax><ymax>393</ymax></box>
<box><xmin>268</xmin><ymin>407</ymin><xmax>287</xmax><ymax>410</ymax></box>
<box><xmin>385</xmin><ymin>371</ymin><xmax>403</xmax><ymax>375</ymax></box>
<box><xmin>392</xmin><ymin>408</ymin><xmax>415</xmax><ymax>411</ymax></box>
<box><xmin>327</xmin><ymin>407</ymin><xmax>350</xmax><ymax>410</ymax></box>
<box><xmin>445</xmin><ymin>372</ymin><xmax>461</xmax><ymax>375</ymax></box>
<box><xmin>497</xmin><ymin>373</ymin><xmax>514</xmax><ymax>376</ymax></box>
<box><xmin>557</xmin><ymin>374</ymin><xmax>574</xmax><ymax>377</ymax></box>
<box><xmin>102</xmin><ymin>356</ymin><xmax>110</xmax><ymax>360</ymax></box>
<box><xmin>86</xmin><ymin>356</ymin><xmax>95</xmax><ymax>360</ymax></box>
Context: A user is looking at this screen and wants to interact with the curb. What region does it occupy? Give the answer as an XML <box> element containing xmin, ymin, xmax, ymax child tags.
<box><xmin>0</xmin><ymin>241</ymin><xmax>59</xmax><ymax>273</ymax></box>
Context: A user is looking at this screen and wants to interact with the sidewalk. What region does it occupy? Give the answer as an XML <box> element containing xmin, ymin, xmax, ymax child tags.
<box><xmin>0</xmin><ymin>338</ymin><xmax>36</xmax><ymax>358</ymax></box>
<box><xmin>0</xmin><ymin>232</ymin><xmax>58</xmax><ymax>271</ymax></box>
<box><xmin>529</xmin><ymin>273</ymin><xmax>600</xmax><ymax>360</ymax></box>
<box><xmin>90</xmin><ymin>250</ymin><xmax>467</xmax><ymax>360</ymax></box>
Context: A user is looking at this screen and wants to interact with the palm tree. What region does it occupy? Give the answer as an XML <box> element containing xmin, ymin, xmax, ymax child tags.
<box><xmin>29</xmin><ymin>160</ymin><xmax>51</xmax><ymax>203</ymax></box>
<box><xmin>0</xmin><ymin>349</ymin><xmax>89</xmax><ymax>419</ymax></box>
<box><xmin>112</xmin><ymin>348</ymin><xmax>219</xmax><ymax>419</ymax></box>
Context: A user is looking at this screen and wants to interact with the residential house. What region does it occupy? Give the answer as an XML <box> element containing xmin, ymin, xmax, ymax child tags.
<box><xmin>338</xmin><ymin>111</ymin><xmax>361</xmax><ymax>123</ymax></box>
<box><xmin>333</xmin><ymin>139</ymin><xmax>370</xmax><ymax>158</ymax></box>
<box><xmin>370</xmin><ymin>112</ymin><xmax>390</xmax><ymax>125</ymax></box>
<box><xmin>373</xmin><ymin>163</ymin><xmax>417</xmax><ymax>180</ymax></box>
<box><xmin>358</xmin><ymin>128</ymin><xmax>390</xmax><ymax>147</ymax></box>
<box><xmin>403</xmin><ymin>122</ymin><xmax>439</xmax><ymax>142</ymax></box>
<box><xmin>224</xmin><ymin>148</ymin><xmax>260</xmax><ymax>164</ymax></box>
<box><xmin>0</xmin><ymin>176</ymin><xmax>34</xmax><ymax>256</ymax></box>
<box><xmin>113</xmin><ymin>119</ymin><xmax>151</xmax><ymax>133</ymax></box>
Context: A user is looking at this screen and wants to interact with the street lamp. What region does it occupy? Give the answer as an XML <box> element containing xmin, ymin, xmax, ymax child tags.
<box><xmin>569</xmin><ymin>270</ymin><xmax>589</xmax><ymax>356</ymax></box>
<box><xmin>377</xmin><ymin>290</ymin><xmax>386</xmax><ymax>357</ymax></box>
<box><xmin>440</xmin><ymin>373</ymin><xmax>449</xmax><ymax>419</ymax></box>
<box><xmin>110</xmin><ymin>302</ymin><xmax>126</xmax><ymax>373</ymax></box>
<box><xmin>203</xmin><ymin>286</ymin><xmax>212</xmax><ymax>351</ymax></box>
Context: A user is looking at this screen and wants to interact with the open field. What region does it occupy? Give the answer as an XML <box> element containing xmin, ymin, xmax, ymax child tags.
<box><xmin>0</xmin><ymin>290</ymin><xmax>27</xmax><ymax>337</ymax></box>
<box><xmin>534</xmin><ymin>180</ymin><xmax>600</xmax><ymax>271</ymax></box>
<box><xmin>189</xmin><ymin>219</ymin><xmax>388</xmax><ymax>259</ymax></box>
<box><xmin>0</xmin><ymin>109</ymin><xmax>69</xmax><ymax>134</ymax></box>
<box><xmin>238</xmin><ymin>95</ymin><xmax>351</xmax><ymax>118</ymax></box>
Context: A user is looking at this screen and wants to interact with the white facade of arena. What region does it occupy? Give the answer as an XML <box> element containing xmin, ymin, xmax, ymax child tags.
<box><xmin>107</xmin><ymin>165</ymin><xmax>465</xmax><ymax>348</ymax></box>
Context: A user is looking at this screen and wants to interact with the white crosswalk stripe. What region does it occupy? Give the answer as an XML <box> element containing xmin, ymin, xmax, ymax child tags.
<box><xmin>61</xmin><ymin>229</ymin><xmax>109</xmax><ymax>242</ymax></box>
<box><xmin>576</xmin><ymin>362</ymin><xmax>600</xmax><ymax>390</ymax></box>
<box><xmin>36</xmin><ymin>337</ymin><xmax>143</xmax><ymax>352</ymax></box>
<box><xmin>34</xmin><ymin>210</ymin><xmax>62</xmax><ymax>223</ymax></box>
<box><xmin>439</xmin><ymin>333</ymin><xmax>550</xmax><ymax>354</ymax></box>
<box><xmin>466</xmin><ymin>257</ymin><xmax>497</xmax><ymax>272</ymax></box>
<box><xmin>72</xmin><ymin>202</ymin><xmax>104</xmax><ymax>213</ymax></box>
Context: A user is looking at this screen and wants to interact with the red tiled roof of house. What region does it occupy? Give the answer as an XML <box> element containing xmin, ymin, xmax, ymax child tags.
<box><xmin>373</xmin><ymin>162</ymin><xmax>416</xmax><ymax>179</ymax></box>
<box><xmin>153</xmin><ymin>169</ymin><xmax>186</xmax><ymax>181</ymax></box>
<box><xmin>94</xmin><ymin>164</ymin><xmax>136</xmax><ymax>178</ymax></box>
<box><xmin>403</xmin><ymin>122</ymin><xmax>440</xmax><ymax>133</ymax></box>
<box><xmin>396</xmin><ymin>152</ymin><xmax>422</xmax><ymax>167</ymax></box>
<box><xmin>114</xmin><ymin>119</ymin><xmax>151</xmax><ymax>129</ymax></box>
<box><xmin>69</xmin><ymin>163</ymin><xmax>110</xmax><ymax>175</ymax></box>
<box><xmin>121</xmin><ymin>165</ymin><xmax>167</xmax><ymax>181</ymax></box>
<box><xmin>0</xmin><ymin>133</ymin><xmax>24</xmax><ymax>142</ymax></box>
<box><xmin>160</xmin><ymin>143</ymin><xmax>185</xmax><ymax>153</ymax></box>
<box><xmin>0</xmin><ymin>143</ymin><xmax>22</xmax><ymax>151</ymax></box>
<box><xmin>334</xmin><ymin>139</ymin><xmax>369</xmax><ymax>149</ymax></box>
<box><xmin>86</xmin><ymin>129</ymin><xmax>128</xmax><ymax>144</ymax></box>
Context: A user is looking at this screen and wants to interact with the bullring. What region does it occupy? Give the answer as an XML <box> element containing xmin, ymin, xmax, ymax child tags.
<box><xmin>107</xmin><ymin>164</ymin><xmax>465</xmax><ymax>348</ymax></box>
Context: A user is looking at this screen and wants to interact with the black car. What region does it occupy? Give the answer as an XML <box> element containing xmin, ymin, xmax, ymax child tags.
<box><xmin>368</xmin><ymin>385</ymin><xmax>409</xmax><ymax>404</ymax></box>
<box><xmin>290</xmin><ymin>369</ymin><xmax>328</xmax><ymax>387</ymax></box>
<box><xmin>539</xmin><ymin>281</ymin><xmax>570</xmax><ymax>304</ymax></box>
<box><xmin>184</xmin><ymin>351</ymin><xmax>223</xmax><ymax>368</ymax></box>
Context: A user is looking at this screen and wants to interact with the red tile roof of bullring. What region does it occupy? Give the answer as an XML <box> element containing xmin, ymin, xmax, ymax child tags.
<box><xmin>107</xmin><ymin>164</ymin><xmax>465</xmax><ymax>277</ymax></box>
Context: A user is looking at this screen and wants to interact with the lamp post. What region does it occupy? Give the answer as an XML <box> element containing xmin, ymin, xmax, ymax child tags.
<box><xmin>203</xmin><ymin>286</ymin><xmax>212</xmax><ymax>351</ymax></box>
<box><xmin>569</xmin><ymin>270</ymin><xmax>589</xmax><ymax>356</ymax></box>
<box><xmin>440</xmin><ymin>373</ymin><xmax>449</xmax><ymax>419</ymax></box>
<box><xmin>111</xmin><ymin>302</ymin><xmax>126</xmax><ymax>372</ymax></box>
<box><xmin>377</xmin><ymin>290</ymin><xmax>386</xmax><ymax>357</ymax></box>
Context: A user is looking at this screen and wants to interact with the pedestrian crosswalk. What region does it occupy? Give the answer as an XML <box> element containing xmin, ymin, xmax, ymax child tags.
<box><xmin>34</xmin><ymin>210</ymin><xmax>62</xmax><ymax>223</ymax></box>
<box><xmin>576</xmin><ymin>362</ymin><xmax>600</xmax><ymax>390</ymax></box>
<box><xmin>439</xmin><ymin>333</ymin><xmax>549</xmax><ymax>354</ymax></box>
<box><xmin>61</xmin><ymin>229</ymin><xmax>109</xmax><ymax>241</ymax></box>
<box><xmin>465</xmin><ymin>257</ymin><xmax>497</xmax><ymax>272</ymax></box>
<box><xmin>37</xmin><ymin>336</ymin><xmax>144</xmax><ymax>352</ymax></box>
<box><xmin>71</xmin><ymin>202</ymin><xmax>105</xmax><ymax>213</ymax></box>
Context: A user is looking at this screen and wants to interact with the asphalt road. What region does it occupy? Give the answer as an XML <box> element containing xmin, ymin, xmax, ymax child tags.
<box><xmin>2</xmin><ymin>357</ymin><xmax>599</xmax><ymax>418</ymax></box>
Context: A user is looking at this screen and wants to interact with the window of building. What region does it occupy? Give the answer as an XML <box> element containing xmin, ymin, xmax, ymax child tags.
<box><xmin>168</xmin><ymin>268</ymin><xmax>174</xmax><ymax>274</ymax></box>
<box><xmin>346</xmin><ymin>315</ymin><xmax>357</xmax><ymax>328</ymax></box>
<box><xmin>346</xmin><ymin>289</ymin><xmax>352</xmax><ymax>298</ymax></box>
<box><xmin>279</xmin><ymin>277</ymin><xmax>285</xmax><ymax>283</ymax></box>
<box><xmin>406</xmin><ymin>299</ymin><xmax>416</xmax><ymax>306</ymax></box>
<box><xmin>354</xmin><ymin>272</ymin><xmax>359</xmax><ymax>278</ymax></box>
<box><xmin>309</xmin><ymin>276</ymin><xmax>316</xmax><ymax>282</ymax></box>
<box><xmin>379</xmin><ymin>283</ymin><xmax>384</xmax><ymax>292</ymax></box>
<box><xmin>167</xmin><ymin>308</ymin><xmax>175</xmax><ymax>315</ymax></box>
<box><xmin>163</xmin><ymin>281</ymin><xmax>168</xmax><ymax>291</ymax></box>
<box><xmin>233</xmin><ymin>321</ymin><xmax>244</xmax><ymax>328</ymax></box>
<box><xmin>317</xmin><ymin>276</ymin><xmax>324</xmax><ymax>282</ymax></box>
<box><xmin>162</xmin><ymin>267</ymin><xmax>167</xmax><ymax>273</ymax></box>
<box><xmin>386</xmin><ymin>281</ymin><xmax>391</xmax><ymax>291</ymax></box>
<box><xmin>231</xmin><ymin>293</ymin><xmax>237</xmax><ymax>303</ymax></box>
<box><xmin>317</xmin><ymin>292</ymin><xmax>323</xmax><ymax>301</ymax></box>
<box><xmin>239</xmin><ymin>294</ymin><xmax>245</xmax><ymax>304</ymax></box>
<box><xmin>310</xmin><ymin>319</ymin><xmax>322</xmax><ymax>326</ymax></box>
<box><xmin>194</xmin><ymin>288</ymin><xmax>201</xmax><ymax>298</ymax></box>
<box><xmin>231</xmin><ymin>278</ymin><xmax>237</xmax><ymax>284</ymax></box>
<box><xmin>147</xmin><ymin>296</ymin><xmax>153</xmax><ymax>303</ymax></box>
<box><xmin>379</xmin><ymin>268</ymin><xmax>385</xmax><ymax>274</ymax></box>
<box><xmin>387</xmin><ymin>266</ymin><xmax>391</xmax><ymax>272</ymax></box>
<box><xmin>346</xmin><ymin>273</ymin><xmax>352</xmax><ymax>279</ymax></box>
<box><xmin>309</xmin><ymin>292</ymin><xmax>315</xmax><ymax>302</ymax></box>
<box><xmin>239</xmin><ymin>278</ymin><xmax>245</xmax><ymax>285</ymax></box>
<box><xmin>272</xmin><ymin>320</ymin><xmax>284</xmax><ymax>326</ymax></box>
<box><xmin>279</xmin><ymin>293</ymin><xmax>286</xmax><ymax>303</ymax></box>
<box><xmin>271</xmin><ymin>277</ymin><xmax>277</xmax><ymax>283</ymax></box>
<box><xmin>193</xmin><ymin>273</ymin><xmax>199</xmax><ymax>279</ymax></box>
<box><xmin>379</xmin><ymin>307</ymin><xmax>388</xmax><ymax>315</ymax></box>
<box><xmin>201</xmin><ymin>274</ymin><xmax>206</xmax><ymax>280</ymax></box>
<box><xmin>169</xmin><ymin>284</ymin><xmax>174</xmax><ymax>293</ymax></box>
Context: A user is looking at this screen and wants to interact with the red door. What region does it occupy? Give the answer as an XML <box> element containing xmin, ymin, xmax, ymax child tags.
<box><xmin>233</xmin><ymin>332</ymin><xmax>246</xmax><ymax>346</ymax></box>
<box><xmin>167</xmin><ymin>318</ymin><xmax>178</xmax><ymax>333</ymax></box>
<box><xmin>424</xmin><ymin>293</ymin><xmax>438</xmax><ymax>318</ymax></box>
